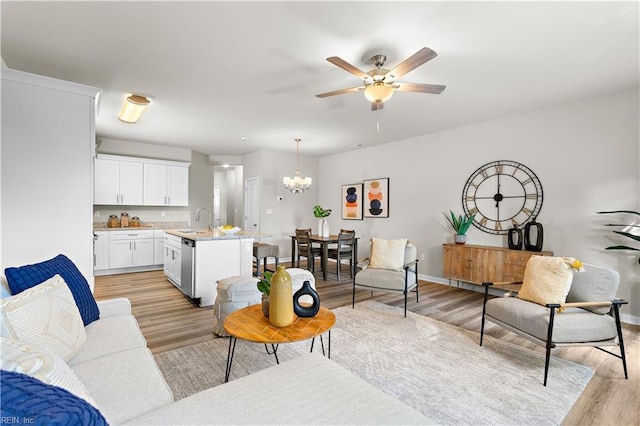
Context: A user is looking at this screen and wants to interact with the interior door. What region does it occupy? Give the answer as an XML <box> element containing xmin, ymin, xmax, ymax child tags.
<box><xmin>244</xmin><ymin>177</ymin><xmax>259</xmax><ymax>232</ymax></box>
<box><xmin>213</xmin><ymin>188</ymin><xmax>221</xmax><ymax>227</ymax></box>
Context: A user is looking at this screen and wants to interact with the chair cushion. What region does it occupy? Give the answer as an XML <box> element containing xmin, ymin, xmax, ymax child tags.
<box><xmin>1</xmin><ymin>337</ymin><xmax>96</xmax><ymax>407</ymax></box>
<box><xmin>566</xmin><ymin>264</ymin><xmax>619</xmax><ymax>314</ymax></box>
<box><xmin>4</xmin><ymin>254</ymin><xmax>100</xmax><ymax>326</ymax></box>
<box><xmin>0</xmin><ymin>370</ymin><xmax>108</xmax><ymax>426</ymax></box>
<box><xmin>518</xmin><ymin>256</ymin><xmax>578</xmax><ymax>306</ymax></box>
<box><xmin>0</xmin><ymin>275</ymin><xmax>86</xmax><ymax>361</ymax></box>
<box><xmin>355</xmin><ymin>268</ymin><xmax>417</xmax><ymax>292</ymax></box>
<box><xmin>486</xmin><ymin>296</ymin><xmax>617</xmax><ymax>343</ymax></box>
<box><xmin>369</xmin><ymin>238</ymin><xmax>407</xmax><ymax>271</ymax></box>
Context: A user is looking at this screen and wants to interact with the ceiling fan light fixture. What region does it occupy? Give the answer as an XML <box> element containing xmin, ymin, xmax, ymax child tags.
<box><xmin>283</xmin><ymin>138</ymin><xmax>312</xmax><ymax>194</ymax></box>
<box><xmin>364</xmin><ymin>83</ymin><xmax>394</xmax><ymax>104</ymax></box>
<box><xmin>119</xmin><ymin>95</ymin><xmax>150</xmax><ymax>123</ymax></box>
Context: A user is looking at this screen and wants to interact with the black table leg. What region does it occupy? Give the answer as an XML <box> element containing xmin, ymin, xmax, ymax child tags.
<box><xmin>225</xmin><ymin>337</ymin><xmax>237</xmax><ymax>383</ymax></box>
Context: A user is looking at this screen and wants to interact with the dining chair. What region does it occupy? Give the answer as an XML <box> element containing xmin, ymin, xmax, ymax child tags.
<box><xmin>327</xmin><ymin>229</ymin><xmax>356</xmax><ymax>281</ymax></box>
<box><xmin>295</xmin><ymin>228</ymin><xmax>323</xmax><ymax>273</ymax></box>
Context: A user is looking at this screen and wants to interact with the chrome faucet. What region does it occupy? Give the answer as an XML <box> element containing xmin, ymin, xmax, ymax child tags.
<box><xmin>195</xmin><ymin>208</ymin><xmax>212</xmax><ymax>230</ymax></box>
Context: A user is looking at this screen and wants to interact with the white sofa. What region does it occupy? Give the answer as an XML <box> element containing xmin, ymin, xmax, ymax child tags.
<box><xmin>3</xmin><ymin>295</ymin><xmax>432</xmax><ymax>425</ymax></box>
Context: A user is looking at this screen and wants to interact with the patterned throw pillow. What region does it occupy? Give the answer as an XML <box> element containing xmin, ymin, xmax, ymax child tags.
<box><xmin>0</xmin><ymin>370</ymin><xmax>107</xmax><ymax>426</ymax></box>
<box><xmin>0</xmin><ymin>275</ymin><xmax>86</xmax><ymax>361</ymax></box>
<box><xmin>518</xmin><ymin>256</ymin><xmax>578</xmax><ymax>306</ymax></box>
<box><xmin>0</xmin><ymin>337</ymin><xmax>96</xmax><ymax>407</ymax></box>
<box><xmin>369</xmin><ymin>238</ymin><xmax>408</xmax><ymax>271</ymax></box>
<box><xmin>4</xmin><ymin>254</ymin><xmax>99</xmax><ymax>325</ymax></box>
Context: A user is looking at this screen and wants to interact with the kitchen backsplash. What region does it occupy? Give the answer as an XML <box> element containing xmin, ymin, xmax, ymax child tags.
<box><xmin>93</xmin><ymin>206</ymin><xmax>191</xmax><ymax>229</ymax></box>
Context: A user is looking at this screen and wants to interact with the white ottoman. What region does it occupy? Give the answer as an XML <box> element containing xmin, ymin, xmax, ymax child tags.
<box><xmin>213</xmin><ymin>268</ymin><xmax>316</xmax><ymax>336</ymax></box>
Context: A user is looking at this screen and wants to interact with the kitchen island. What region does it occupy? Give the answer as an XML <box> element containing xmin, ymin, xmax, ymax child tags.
<box><xmin>164</xmin><ymin>229</ymin><xmax>255</xmax><ymax>307</ymax></box>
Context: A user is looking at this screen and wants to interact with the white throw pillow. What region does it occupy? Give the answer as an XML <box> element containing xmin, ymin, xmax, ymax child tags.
<box><xmin>518</xmin><ymin>256</ymin><xmax>576</xmax><ymax>306</ymax></box>
<box><xmin>369</xmin><ymin>238</ymin><xmax>408</xmax><ymax>271</ymax></box>
<box><xmin>0</xmin><ymin>274</ymin><xmax>86</xmax><ymax>361</ymax></box>
<box><xmin>0</xmin><ymin>337</ymin><xmax>96</xmax><ymax>407</ymax></box>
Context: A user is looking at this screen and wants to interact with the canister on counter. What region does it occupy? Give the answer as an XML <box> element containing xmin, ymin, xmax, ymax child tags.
<box><xmin>107</xmin><ymin>214</ymin><xmax>119</xmax><ymax>228</ymax></box>
<box><xmin>120</xmin><ymin>212</ymin><xmax>129</xmax><ymax>227</ymax></box>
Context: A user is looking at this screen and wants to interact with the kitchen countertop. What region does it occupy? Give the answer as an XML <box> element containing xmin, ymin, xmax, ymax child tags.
<box><xmin>164</xmin><ymin>229</ymin><xmax>264</xmax><ymax>241</ymax></box>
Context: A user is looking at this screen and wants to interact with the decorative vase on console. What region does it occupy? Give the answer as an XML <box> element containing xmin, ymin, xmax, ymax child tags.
<box><xmin>269</xmin><ymin>265</ymin><xmax>293</xmax><ymax>327</ymax></box>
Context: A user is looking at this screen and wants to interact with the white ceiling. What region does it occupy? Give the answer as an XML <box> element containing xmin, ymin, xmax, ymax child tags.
<box><xmin>2</xmin><ymin>1</ymin><xmax>638</xmax><ymax>157</ymax></box>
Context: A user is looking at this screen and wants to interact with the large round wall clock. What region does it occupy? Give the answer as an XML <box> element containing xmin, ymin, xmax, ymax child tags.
<box><xmin>462</xmin><ymin>160</ymin><xmax>543</xmax><ymax>235</ymax></box>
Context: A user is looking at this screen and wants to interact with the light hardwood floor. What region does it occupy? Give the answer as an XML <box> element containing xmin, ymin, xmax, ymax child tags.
<box><xmin>94</xmin><ymin>265</ymin><xmax>639</xmax><ymax>426</ymax></box>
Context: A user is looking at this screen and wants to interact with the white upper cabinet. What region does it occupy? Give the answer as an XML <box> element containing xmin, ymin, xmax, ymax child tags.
<box><xmin>94</xmin><ymin>154</ymin><xmax>189</xmax><ymax>206</ymax></box>
<box><xmin>94</xmin><ymin>157</ymin><xmax>143</xmax><ymax>205</ymax></box>
<box><xmin>143</xmin><ymin>163</ymin><xmax>189</xmax><ymax>206</ymax></box>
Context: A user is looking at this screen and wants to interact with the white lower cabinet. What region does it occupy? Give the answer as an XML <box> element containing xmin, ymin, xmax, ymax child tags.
<box><xmin>108</xmin><ymin>230</ymin><xmax>155</xmax><ymax>269</ymax></box>
<box><xmin>154</xmin><ymin>230</ymin><xmax>165</xmax><ymax>265</ymax></box>
<box><xmin>164</xmin><ymin>234</ymin><xmax>182</xmax><ymax>286</ymax></box>
<box><xmin>94</xmin><ymin>231</ymin><xmax>110</xmax><ymax>271</ymax></box>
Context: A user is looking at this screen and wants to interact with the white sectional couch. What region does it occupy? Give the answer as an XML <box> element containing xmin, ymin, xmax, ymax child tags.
<box><xmin>2</xmin><ymin>278</ymin><xmax>432</xmax><ymax>425</ymax></box>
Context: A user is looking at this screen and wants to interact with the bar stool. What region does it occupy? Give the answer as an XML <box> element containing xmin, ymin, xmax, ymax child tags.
<box><xmin>253</xmin><ymin>243</ymin><xmax>279</xmax><ymax>276</ymax></box>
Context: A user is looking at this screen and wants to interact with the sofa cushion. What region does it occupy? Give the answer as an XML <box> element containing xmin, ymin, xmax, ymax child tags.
<box><xmin>0</xmin><ymin>275</ymin><xmax>86</xmax><ymax>361</ymax></box>
<box><xmin>72</xmin><ymin>347</ymin><xmax>173</xmax><ymax>425</ymax></box>
<box><xmin>566</xmin><ymin>264</ymin><xmax>620</xmax><ymax>314</ymax></box>
<box><xmin>0</xmin><ymin>337</ymin><xmax>96</xmax><ymax>407</ymax></box>
<box><xmin>0</xmin><ymin>369</ymin><xmax>107</xmax><ymax>426</ymax></box>
<box><xmin>486</xmin><ymin>296</ymin><xmax>617</xmax><ymax>343</ymax></box>
<box><xmin>369</xmin><ymin>238</ymin><xmax>407</xmax><ymax>271</ymax></box>
<box><xmin>123</xmin><ymin>353</ymin><xmax>432</xmax><ymax>425</ymax></box>
<box><xmin>68</xmin><ymin>315</ymin><xmax>146</xmax><ymax>366</ymax></box>
<box><xmin>355</xmin><ymin>268</ymin><xmax>417</xmax><ymax>292</ymax></box>
<box><xmin>518</xmin><ymin>256</ymin><xmax>577</xmax><ymax>306</ymax></box>
<box><xmin>4</xmin><ymin>254</ymin><xmax>100</xmax><ymax>326</ymax></box>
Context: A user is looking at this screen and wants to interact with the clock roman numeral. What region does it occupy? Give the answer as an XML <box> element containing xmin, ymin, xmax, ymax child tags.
<box><xmin>479</xmin><ymin>217</ymin><xmax>488</xmax><ymax>226</ymax></box>
<box><xmin>495</xmin><ymin>221</ymin><xmax>502</xmax><ymax>231</ymax></box>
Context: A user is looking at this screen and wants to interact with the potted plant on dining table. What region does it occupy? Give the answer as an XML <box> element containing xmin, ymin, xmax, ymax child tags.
<box><xmin>313</xmin><ymin>205</ymin><xmax>332</xmax><ymax>237</ymax></box>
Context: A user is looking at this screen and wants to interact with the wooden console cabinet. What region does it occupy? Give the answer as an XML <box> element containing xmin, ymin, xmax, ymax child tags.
<box><xmin>442</xmin><ymin>243</ymin><xmax>553</xmax><ymax>286</ymax></box>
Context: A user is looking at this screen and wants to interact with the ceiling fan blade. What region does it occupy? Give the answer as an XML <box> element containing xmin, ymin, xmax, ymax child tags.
<box><xmin>394</xmin><ymin>82</ymin><xmax>446</xmax><ymax>94</ymax></box>
<box><xmin>371</xmin><ymin>102</ymin><xmax>384</xmax><ymax>111</ymax></box>
<box><xmin>315</xmin><ymin>86</ymin><xmax>363</xmax><ymax>98</ymax></box>
<box><xmin>387</xmin><ymin>47</ymin><xmax>437</xmax><ymax>79</ymax></box>
<box><xmin>326</xmin><ymin>56</ymin><xmax>369</xmax><ymax>80</ymax></box>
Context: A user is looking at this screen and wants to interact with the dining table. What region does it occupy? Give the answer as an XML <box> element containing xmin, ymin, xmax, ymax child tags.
<box><xmin>290</xmin><ymin>234</ymin><xmax>359</xmax><ymax>281</ymax></box>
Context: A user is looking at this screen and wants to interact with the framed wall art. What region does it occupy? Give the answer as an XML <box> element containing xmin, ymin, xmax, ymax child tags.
<box><xmin>341</xmin><ymin>183</ymin><xmax>363</xmax><ymax>220</ymax></box>
<box><xmin>364</xmin><ymin>178</ymin><xmax>389</xmax><ymax>218</ymax></box>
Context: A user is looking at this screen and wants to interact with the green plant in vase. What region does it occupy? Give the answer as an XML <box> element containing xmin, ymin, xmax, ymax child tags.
<box><xmin>443</xmin><ymin>210</ymin><xmax>476</xmax><ymax>245</ymax></box>
<box><xmin>257</xmin><ymin>271</ymin><xmax>273</xmax><ymax>317</ymax></box>
<box><xmin>313</xmin><ymin>205</ymin><xmax>332</xmax><ymax>237</ymax></box>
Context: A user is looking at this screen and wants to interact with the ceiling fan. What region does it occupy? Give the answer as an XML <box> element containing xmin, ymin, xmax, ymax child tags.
<box><xmin>316</xmin><ymin>47</ymin><xmax>446</xmax><ymax>111</ymax></box>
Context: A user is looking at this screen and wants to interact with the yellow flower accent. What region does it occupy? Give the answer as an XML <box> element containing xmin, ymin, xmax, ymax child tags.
<box><xmin>571</xmin><ymin>259</ymin><xmax>584</xmax><ymax>271</ymax></box>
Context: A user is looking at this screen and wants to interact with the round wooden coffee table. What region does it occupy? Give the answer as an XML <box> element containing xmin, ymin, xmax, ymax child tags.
<box><xmin>223</xmin><ymin>304</ymin><xmax>335</xmax><ymax>382</ymax></box>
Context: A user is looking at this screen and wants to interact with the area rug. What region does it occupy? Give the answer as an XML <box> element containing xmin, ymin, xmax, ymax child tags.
<box><xmin>155</xmin><ymin>300</ymin><xmax>593</xmax><ymax>425</ymax></box>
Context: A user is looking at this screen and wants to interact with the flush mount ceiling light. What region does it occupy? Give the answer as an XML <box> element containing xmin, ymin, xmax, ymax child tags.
<box><xmin>118</xmin><ymin>95</ymin><xmax>150</xmax><ymax>123</ymax></box>
<box><xmin>283</xmin><ymin>138</ymin><xmax>312</xmax><ymax>194</ymax></box>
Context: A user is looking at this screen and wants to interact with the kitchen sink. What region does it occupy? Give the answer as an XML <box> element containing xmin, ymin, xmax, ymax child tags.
<box><xmin>178</xmin><ymin>229</ymin><xmax>209</xmax><ymax>235</ymax></box>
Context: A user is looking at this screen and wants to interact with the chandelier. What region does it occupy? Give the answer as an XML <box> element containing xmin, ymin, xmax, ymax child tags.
<box><xmin>283</xmin><ymin>138</ymin><xmax>312</xmax><ymax>194</ymax></box>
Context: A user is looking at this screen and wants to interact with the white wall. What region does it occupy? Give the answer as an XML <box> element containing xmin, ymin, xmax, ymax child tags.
<box><xmin>319</xmin><ymin>88</ymin><xmax>639</xmax><ymax>323</ymax></box>
<box><xmin>243</xmin><ymin>149</ymin><xmax>319</xmax><ymax>254</ymax></box>
<box><xmin>1</xmin><ymin>69</ymin><xmax>99</xmax><ymax>288</ymax></box>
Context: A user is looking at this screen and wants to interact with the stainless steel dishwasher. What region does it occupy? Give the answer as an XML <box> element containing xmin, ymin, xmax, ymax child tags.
<box><xmin>180</xmin><ymin>238</ymin><xmax>196</xmax><ymax>298</ymax></box>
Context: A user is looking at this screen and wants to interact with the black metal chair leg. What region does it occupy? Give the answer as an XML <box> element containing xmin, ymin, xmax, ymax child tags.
<box><xmin>613</xmin><ymin>302</ymin><xmax>629</xmax><ymax>379</ymax></box>
<box><xmin>352</xmin><ymin>280</ymin><xmax>356</xmax><ymax>309</ymax></box>
<box><xmin>543</xmin><ymin>305</ymin><xmax>559</xmax><ymax>386</ymax></box>
<box><xmin>480</xmin><ymin>282</ymin><xmax>492</xmax><ymax>346</ymax></box>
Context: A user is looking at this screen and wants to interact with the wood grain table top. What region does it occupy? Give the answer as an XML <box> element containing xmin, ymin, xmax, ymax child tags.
<box><xmin>224</xmin><ymin>304</ymin><xmax>335</xmax><ymax>344</ymax></box>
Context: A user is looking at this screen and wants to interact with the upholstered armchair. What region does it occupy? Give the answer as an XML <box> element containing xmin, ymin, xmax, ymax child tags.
<box><xmin>352</xmin><ymin>238</ymin><xmax>419</xmax><ymax>317</ymax></box>
<box><xmin>480</xmin><ymin>259</ymin><xmax>628</xmax><ymax>386</ymax></box>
